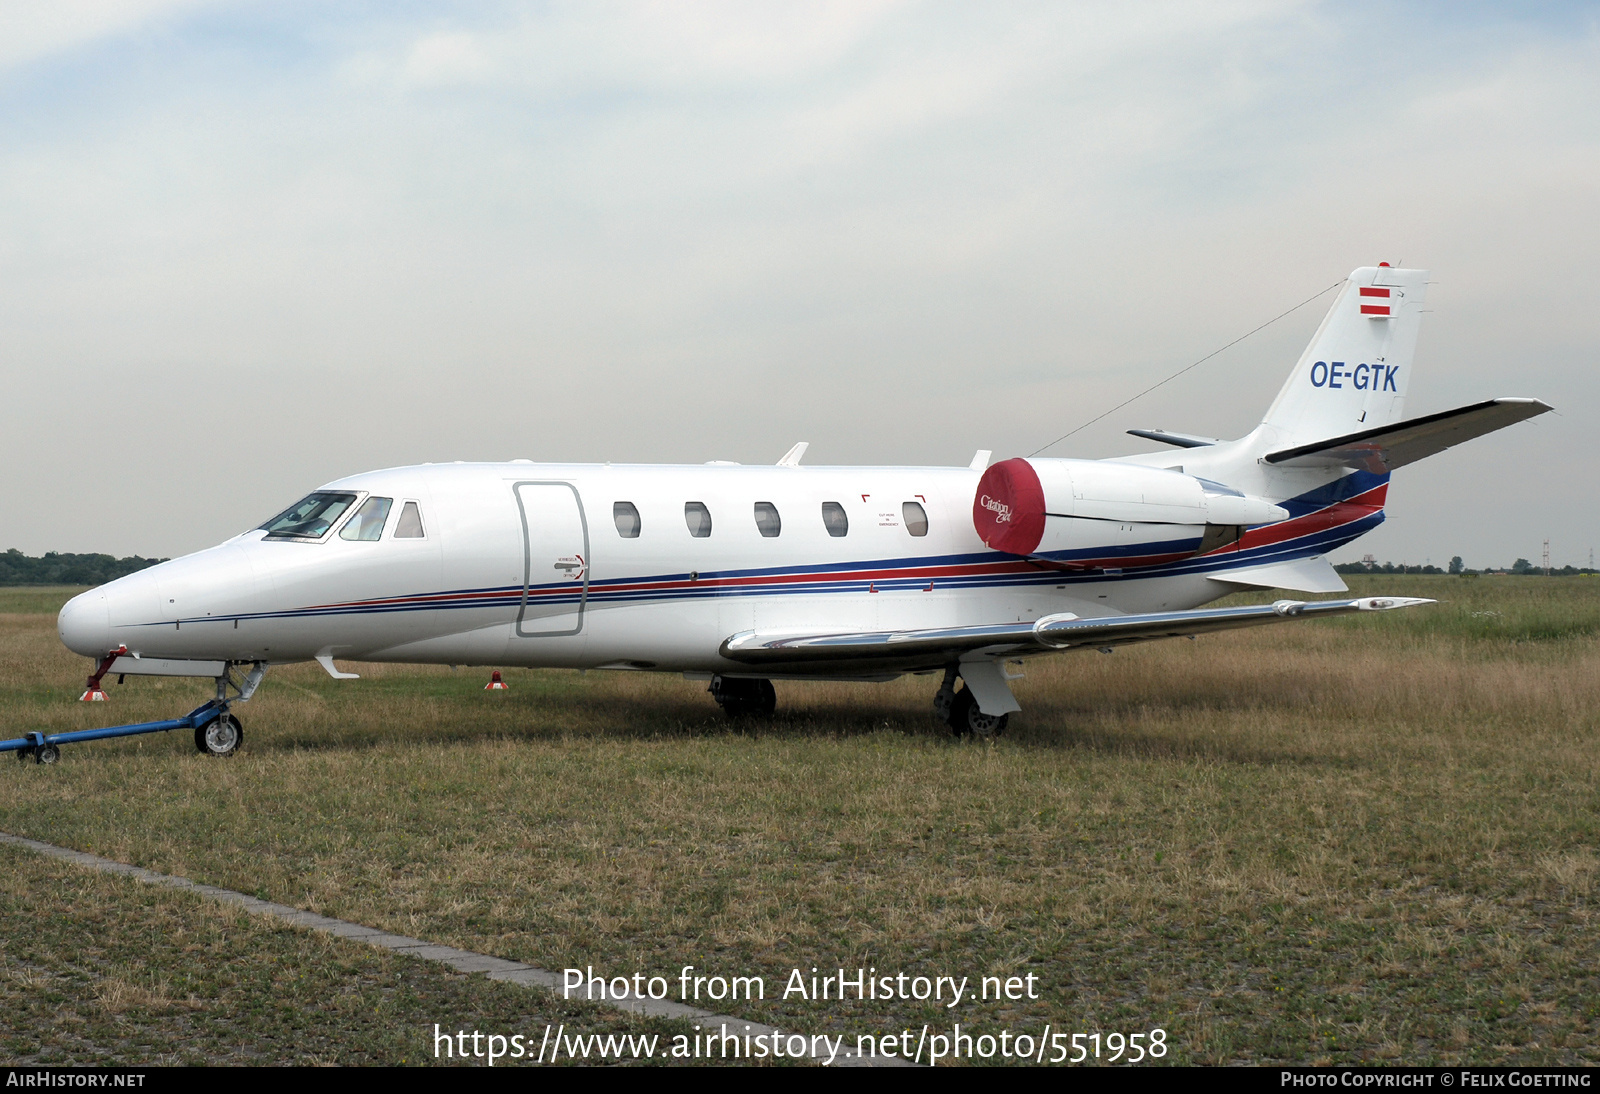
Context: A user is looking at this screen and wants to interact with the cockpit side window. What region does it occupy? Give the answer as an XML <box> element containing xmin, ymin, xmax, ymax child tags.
<box><xmin>393</xmin><ymin>501</ymin><xmax>426</xmax><ymax>539</ymax></box>
<box><xmin>339</xmin><ymin>496</ymin><xmax>393</xmax><ymax>541</ymax></box>
<box><xmin>261</xmin><ymin>492</ymin><xmax>358</xmax><ymax>540</ymax></box>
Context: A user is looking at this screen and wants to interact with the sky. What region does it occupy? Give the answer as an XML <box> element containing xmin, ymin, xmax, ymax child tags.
<box><xmin>1</xmin><ymin>1</ymin><xmax>1596</xmax><ymax>568</ymax></box>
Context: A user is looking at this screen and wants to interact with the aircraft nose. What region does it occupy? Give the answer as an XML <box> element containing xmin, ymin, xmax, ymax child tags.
<box><xmin>58</xmin><ymin>590</ymin><xmax>112</xmax><ymax>658</ymax></box>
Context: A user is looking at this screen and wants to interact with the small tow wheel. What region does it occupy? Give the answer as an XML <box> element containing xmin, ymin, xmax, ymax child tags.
<box><xmin>196</xmin><ymin>714</ymin><xmax>243</xmax><ymax>756</ymax></box>
<box><xmin>948</xmin><ymin>688</ymin><xmax>1008</xmax><ymax>739</ymax></box>
<box><xmin>15</xmin><ymin>747</ymin><xmax>34</xmax><ymax>764</ymax></box>
<box><xmin>36</xmin><ymin>744</ymin><xmax>60</xmax><ymax>765</ymax></box>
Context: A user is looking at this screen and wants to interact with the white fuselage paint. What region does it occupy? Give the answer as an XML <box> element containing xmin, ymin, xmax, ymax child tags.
<box><xmin>58</xmin><ymin>462</ymin><xmax>1228</xmax><ymax>678</ymax></box>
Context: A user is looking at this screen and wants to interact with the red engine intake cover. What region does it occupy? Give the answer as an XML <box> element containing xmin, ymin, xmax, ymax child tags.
<box><xmin>973</xmin><ymin>457</ymin><xmax>1047</xmax><ymax>556</ymax></box>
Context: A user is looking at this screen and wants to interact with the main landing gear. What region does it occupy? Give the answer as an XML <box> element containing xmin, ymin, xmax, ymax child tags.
<box><xmin>933</xmin><ymin>665</ymin><xmax>1008</xmax><ymax>739</ymax></box>
<box><xmin>710</xmin><ymin>675</ymin><xmax>776</xmax><ymax>720</ymax></box>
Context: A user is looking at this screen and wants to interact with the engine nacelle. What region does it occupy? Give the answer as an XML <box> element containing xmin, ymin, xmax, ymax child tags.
<box><xmin>973</xmin><ymin>457</ymin><xmax>1288</xmax><ymax>565</ymax></box>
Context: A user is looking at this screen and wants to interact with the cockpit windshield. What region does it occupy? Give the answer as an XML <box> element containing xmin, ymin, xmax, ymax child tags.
<box><xmin>260</xmin><ymin>492</ymin><xmax>358</xmax><ymax>539</ymax></box>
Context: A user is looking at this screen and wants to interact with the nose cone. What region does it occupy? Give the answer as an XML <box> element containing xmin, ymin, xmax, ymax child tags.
<box><xmin>59</xmin><ymin>590</ymin><xmax>112</xmax><ymax>658</ymax></box>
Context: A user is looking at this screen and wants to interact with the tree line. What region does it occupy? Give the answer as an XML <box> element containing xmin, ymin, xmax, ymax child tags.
<box><xmin>0</xmin><ymin>549</ymin><xmax>166</xmax><ymax>587</ymax></box>
<box><xmin>1334</xmin><ymin>556</ymin><xmax>1598</xmax><ymax>577</ymax></box>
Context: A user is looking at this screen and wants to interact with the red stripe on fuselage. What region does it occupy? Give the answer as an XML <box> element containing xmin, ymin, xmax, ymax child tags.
<box><xmin>1206</xmin><ymin>482</ymin><xmax>1387</xmax><ymax>557</ymax></box>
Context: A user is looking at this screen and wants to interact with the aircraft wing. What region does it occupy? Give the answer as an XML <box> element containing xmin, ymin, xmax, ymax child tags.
<box><xmin>1264</xmin><ymin>398</ymin><xmax>1552</xmax><ymax>470</ymax></box>
<box><xmin>720</xmin><ymin>596</ymin><xmax>1432</xmax><ymax>671</ymax></box>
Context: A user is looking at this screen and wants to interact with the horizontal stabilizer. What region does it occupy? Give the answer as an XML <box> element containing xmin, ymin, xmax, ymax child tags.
<box><xmin>721</xmin><ymin>596</ymin><xmax>1430</xmax><ymax>669</ymax></box>
<box><xmin>1265</xmin><ymin>398</ymin><xmax>1552</xmax><ymax>471</ymax></box>
<box><xmin>1126</xmin><ymin>429</ymin><xmax>1219</xmax><ymax>449</ymax></box>
<box><xmin>1207</xmin><ymin>556</ymin><xmax>1347</xmax><ymax>594</ymax></box>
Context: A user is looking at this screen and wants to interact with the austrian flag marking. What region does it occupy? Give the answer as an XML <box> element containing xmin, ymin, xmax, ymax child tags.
<box><xmin>1358</xmin><ymin>286</ymin><xmax>1392</xmax><ymax>317</ymax></box>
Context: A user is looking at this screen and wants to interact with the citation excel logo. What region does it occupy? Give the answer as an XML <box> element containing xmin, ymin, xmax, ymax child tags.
<box><xmin>1308</xmin><ymin>361</ymin><xmax>1399</xmax><ymax>391</ymax></box>
<box><xmin>979</xmin><ymin>495</ymin><xmax>1012</xmax><ymax>524</ymax></box>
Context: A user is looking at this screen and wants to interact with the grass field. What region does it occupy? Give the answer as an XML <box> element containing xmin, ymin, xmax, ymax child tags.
<box><xmin>1</xmin><ymin>576</ymin><xmax>1597</xmax><ymax>1066</ymax></box>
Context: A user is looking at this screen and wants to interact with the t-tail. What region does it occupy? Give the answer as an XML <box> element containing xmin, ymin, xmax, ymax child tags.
<box><xmin>1256</xmin><ymin>264</ymin><xmax>1428</xmax><ymax>450</ymax></box>
<box><xmin>1109</xmin><ymin>264</ymin><xmax>1552</xmax><ymax>591</ymax></box>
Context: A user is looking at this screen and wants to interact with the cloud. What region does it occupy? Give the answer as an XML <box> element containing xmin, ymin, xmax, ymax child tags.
<box><xmin>0</xmin><ymin>0</ymin><xmax>220</xmax><ymax>72</ymax></box>
<box><xmin>0</xmin><ymin>3</ymin><xmax>1595</xmax><ymax>564</ymax></box>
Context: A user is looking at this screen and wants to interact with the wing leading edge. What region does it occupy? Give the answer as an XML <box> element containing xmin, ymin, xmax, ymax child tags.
<box><xmin>721</xmin><ymin>596</ymin><xmax>1433</xmax><ymax>672</ymax></box>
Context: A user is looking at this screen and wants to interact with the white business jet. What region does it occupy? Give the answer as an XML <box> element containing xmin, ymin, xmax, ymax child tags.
<box><xmin>56</xmin><ymin>266</ymin><xmax>1549</xmax><ymax>753</ymax></box>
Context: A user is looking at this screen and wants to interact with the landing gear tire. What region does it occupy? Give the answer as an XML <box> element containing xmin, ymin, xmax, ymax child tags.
<box><xmin>948</xmin><ymin>687</ymin><xmax>1007</xmax><ymax>739</ymax></box>
<box><xmin>710</xmin><ymin>677</ymin><xmax>776</xmax><ymax>720</ymax></box>
<box><xmin>196</xmin><ymin>714</ymin><xmax>243</xmax><ymax>756</ymax></box>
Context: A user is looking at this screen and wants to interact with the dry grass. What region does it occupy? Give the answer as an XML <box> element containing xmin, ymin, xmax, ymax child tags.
<box><xmin>0</xmin><ymin>843</ymin><xmax>694</xmax><ymax>1065</ymax></box>
<box><xmin>2</xmin><ymin>576</ymin><xmax>1597</xmax><ymax>1065</ymax></box>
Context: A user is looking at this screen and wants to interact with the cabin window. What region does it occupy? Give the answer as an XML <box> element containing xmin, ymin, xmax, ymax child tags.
<box><xmin>614</xmin><ymin>501</ymin><xmax>641</xmax><ymax>538</ymax></box>
<box><xmin>754</xmin><ymin>501</ymin><xmax>781</xmax><ymax>538</ymax></box>
<box><xmin>684</xmin><ymin>501</ymin><xmax>712</xmax><ymax>538</ymax></box>
<box><xmin>393</xmin><ymin>501</ymin><xmax>426</xmax><ymax>539</ymax></box>
<box><xmin>260</xmin><ymin>492</ymin><xmax>358</xmax><ymax>540</ymax></box>
<box><xmin>339</xmin><ymin>496</ymin><xmax>393</xmax><ymax>541</ymax></box>
<box><xmin>903</xmin><ymin>501</ymin><xmax>929</xmax><ymax>537</ymax></box>
<box><xmin>821</xmin><ymin>501</ymin><xmax>849</xmax><ymax>537</ymax></box>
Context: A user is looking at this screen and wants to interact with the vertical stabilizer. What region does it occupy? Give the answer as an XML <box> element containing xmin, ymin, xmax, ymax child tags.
<box><xmin>1258</xmin><ymin>266</ymin><xmax>1428</xmax><ymax>450</ymax></box>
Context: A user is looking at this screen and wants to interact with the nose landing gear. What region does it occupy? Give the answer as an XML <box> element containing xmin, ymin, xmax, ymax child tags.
<box><xmin>197</xmin><ymin>713</ymin><xmax>244</xmax><ymax>756</ymax></box>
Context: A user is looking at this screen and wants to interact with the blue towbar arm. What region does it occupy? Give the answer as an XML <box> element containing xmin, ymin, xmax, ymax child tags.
<box><xmin>0</xmin><ymin>700</ymin><xmax>224</xmax><ymax>754</ymax></box>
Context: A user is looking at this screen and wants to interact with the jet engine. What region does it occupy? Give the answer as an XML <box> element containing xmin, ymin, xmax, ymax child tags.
<box><xmin>972</xmin><ymin>457</ymin><xmax>1287</xmax><ymax>566</ymax></box>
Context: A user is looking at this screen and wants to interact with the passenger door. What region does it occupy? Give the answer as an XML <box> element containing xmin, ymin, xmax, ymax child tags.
<box><xmin>514</xmin><ymin>481</ymin><xmax>590</xmax><ymax>637</ymax></box>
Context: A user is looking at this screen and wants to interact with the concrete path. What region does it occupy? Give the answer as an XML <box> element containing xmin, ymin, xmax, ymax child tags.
<box><xmin>0</xmin><ymin>830</ymin><xmax>908</xmax><ymax>1067</ymax></box>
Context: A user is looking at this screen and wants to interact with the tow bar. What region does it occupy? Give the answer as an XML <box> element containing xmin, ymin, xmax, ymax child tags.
<box><xmin>2</xmin><ymin>700</ymin><xmax>232</xmax><ymax>765</ymax></box>
<box><xmin>5</xmin><ymin>661</ymin><xmax>264</xmax><ymax>764</ymax></box>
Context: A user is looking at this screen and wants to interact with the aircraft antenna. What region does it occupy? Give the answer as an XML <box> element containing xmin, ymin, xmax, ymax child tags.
<box><xmin>1030</xmin><ymin>279</ymin><xmax>1342</xmax><ymax>457</ymax></box>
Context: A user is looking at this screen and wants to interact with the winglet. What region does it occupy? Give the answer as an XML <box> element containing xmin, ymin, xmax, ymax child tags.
<box><xmin>969</xmin><ymin>450</ymin><xmax>992</xmax><ymax>471</ymax></box>
<box><xmin>777</xmin><ymin>442</ymin><xmax>809</xmax><ymax>467</ymax></box>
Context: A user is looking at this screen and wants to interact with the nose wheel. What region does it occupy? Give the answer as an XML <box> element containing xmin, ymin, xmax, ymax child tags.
<box><xmin>196</xmin><ymin>713</ymin><xmax>243</xmax><ymax>756</ymax></box>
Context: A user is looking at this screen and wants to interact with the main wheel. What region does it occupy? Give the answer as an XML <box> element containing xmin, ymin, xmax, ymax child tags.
<box><xmin>711</xmin><ymin>677</ymin><xmax>776</xmax><ymax>720</ymax></box>
<box><xmin>196</xmin><ymin>714</ymin><xmax>243</xmax><ymax>756</ymax></box>
<box><xmin>948</xmin><ymin>688</ymin><xmax>1008</xmax><ymax>739</ymax></box>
